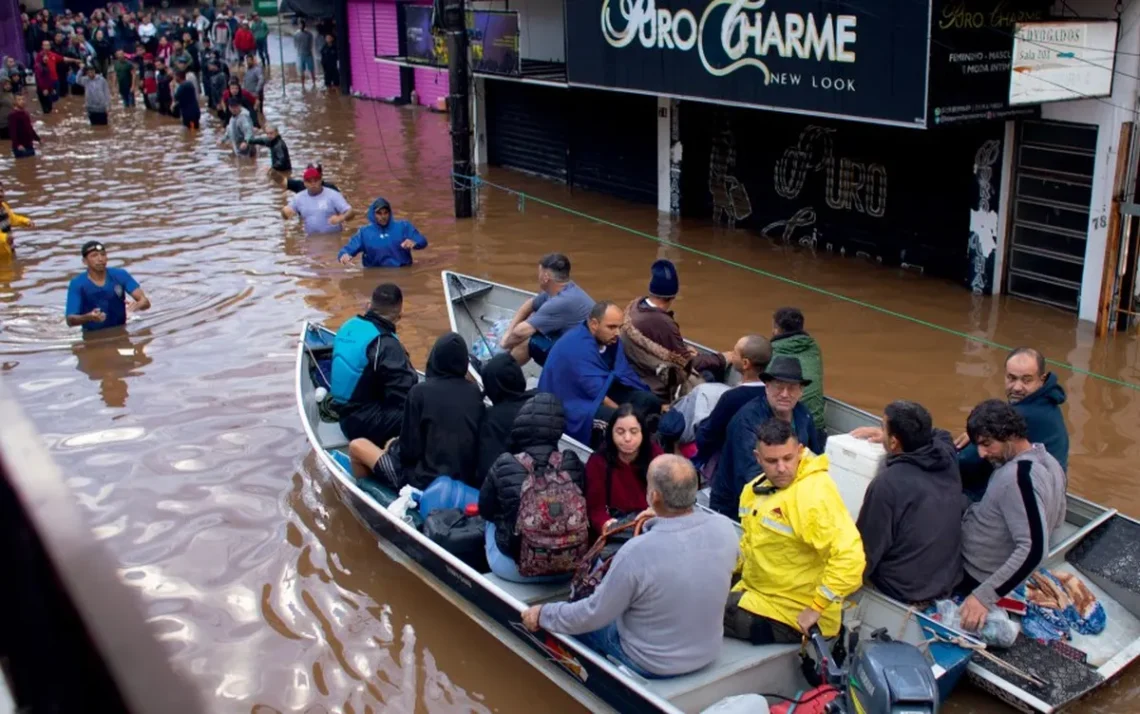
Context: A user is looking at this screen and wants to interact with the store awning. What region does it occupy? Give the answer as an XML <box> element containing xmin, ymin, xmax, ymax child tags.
<box><xmin>278</xmin><ymin>0</ymin><xmax>335</xmax><ymax>19</ymax></box>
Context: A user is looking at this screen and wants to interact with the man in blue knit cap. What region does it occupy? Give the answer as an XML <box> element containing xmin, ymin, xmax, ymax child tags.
<box><xmin>621</xmin><ymin>259</ymin><xmax>730</xmax><ymax>402</ymax></box>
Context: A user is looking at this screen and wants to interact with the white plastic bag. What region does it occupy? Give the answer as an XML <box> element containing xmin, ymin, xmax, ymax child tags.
<box><xmin>936</xmin><ymin>599</ymin><xmax>1020</xmax><ymax>648</ymax></box>
<box><xmin>387</xmin><ymin>485</ymin><xmax>423</xmax><ymax>526</ymax></box>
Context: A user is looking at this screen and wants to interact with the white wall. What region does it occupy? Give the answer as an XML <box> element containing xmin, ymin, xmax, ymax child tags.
<box><xmin>470</xmin><ymin>0</ymin><xmax>564</xmax><ymax>62</ymax></box>
<box><xmin>1038</xmin><ymin>0</ymin><xmax>1140</xmax><ymax>321</ymax></box>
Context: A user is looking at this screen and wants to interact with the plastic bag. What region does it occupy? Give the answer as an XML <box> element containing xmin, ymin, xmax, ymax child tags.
<box><xmin>701</xmin><ymin>694</ymin><xmax>770</xmax><ymax>714</ymax></box>
<box><xmin>935</xmin><ymin>598</ymin><xmax>1020</xmax><ymax>648</ymax></box>
<box><xmin>469</xmin><ymin>318</ymin><xmax>512</xmax><ymax>363</ymax></box>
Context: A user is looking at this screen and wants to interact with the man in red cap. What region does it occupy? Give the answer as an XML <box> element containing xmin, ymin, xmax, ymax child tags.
<box><xmin>282</xmin><ymin>167</ymin><xmax>353</xmax><ymax>234</ymax></box>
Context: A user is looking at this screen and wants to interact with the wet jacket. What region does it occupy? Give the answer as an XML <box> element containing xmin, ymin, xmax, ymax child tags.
<box><xmin>770</xmin><ymin>331</ymin><xmax>825</xmax><ymax>426</ymax></box>
<box><xmin>248</xmin><ymin>134</ymin><xmax>291</xmax><ymax>172</ymax></box>
<box><xmin>1</xmin><ymin>202</ymin><xmax>32</xmax><ymax>260</ymax></box>
<box><xmin>8</xmin><ymin>108</ymin><xmax>39</xmax><ymax>150</ymax></box>
<box><xmin>399</xmin><ymin>333</ymin><xmax>485</xmax><ymax>490</ymax></box>
<box><xmin>330</xmin><ymin>312</ymin><xmax>416</xmax><ymax>415</ymax></box>
<box><xmin>338</xmin><ymin>198</ymin><xmax>428</xmax><ymax>268</ymax></box>
<box><xmin>733</xmin><ymin>450</ymin><xmax>866</xmax><ymax>637</ymax></box>
<box><xmin>476</xmin><ymin>353</ymin><xmax>533</xmax><ymax>482</ymax></box>
<box><xmin>478</xmin><ymin>393</ymin><xmax>585</xmax><ymax>558</ymax></box>
<box><xmin>959</xmin><ymin>373</ymin><xmax>1069</xmax><ymax>490</ymax></box>
<box><xmin>0</xmin><ymin>93</ymin><xmax>13</xmax><ymax>130</ymax></box>
<box><xmin>621</xmin><ymin>297</ymin><xmax>726</xmax><ymax>401</ymax></box>
<box><xmin>710</xmin><ymin>390</ymin><xmax>826</xmax><ymax>519</ymax></box>
<box><xmin>856</xmin><ymin>430</ymin><xmax>965</xmax><ymax>603</ymax></box>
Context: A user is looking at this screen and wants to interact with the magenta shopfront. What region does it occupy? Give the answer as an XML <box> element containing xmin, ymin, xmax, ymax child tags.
<box><xmin>346</xmin><ymin>0</ymin><xmax>448</xmax><ymax>107</ymax></box>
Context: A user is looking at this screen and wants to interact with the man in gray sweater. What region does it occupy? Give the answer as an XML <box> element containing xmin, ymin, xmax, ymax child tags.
<box><xmin>956</xmin><ymin>399</ymin><xmax>1067</xmax><ymax>631</ymax></box>
<box><xmin>78</xmin><ymin>65</ymin><xmax>112</xmax><ymax>126</ymax></box>
<box><xmin>522</xmin><ymin>455</ymin><xmax>739</xmax><ymax>678</ymax></box>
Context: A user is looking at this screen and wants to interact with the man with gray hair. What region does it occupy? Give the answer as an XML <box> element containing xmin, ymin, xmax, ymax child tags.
<box><xmin>500</xmin><ymin>253</ymin><xmax>594</xmax><ymax>366</ymax></box>
<box><xmin>522</xmin><ymin>455</ymin><xmax>739</xmax><ymax>678</ymax></box>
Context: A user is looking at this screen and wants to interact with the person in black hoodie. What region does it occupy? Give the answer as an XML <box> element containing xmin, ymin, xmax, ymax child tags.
<box><xmin>479</xmin><ymin>393</ymin><xmax>585</xmax><ymax>583</ymax></box>
<box><xmin>476</xmin><ymin>353</ymin><xmax>532</xmax><ymax>483</ymax></box>
<box><xmin>397</xmin><ymin>332</ymin><xmax>485</xmax><ymax>490</ymax></box>
<box><xmin>852</xmin><ymin>400</ymin><xmax>965</xmax><ymax>603</ymax></box>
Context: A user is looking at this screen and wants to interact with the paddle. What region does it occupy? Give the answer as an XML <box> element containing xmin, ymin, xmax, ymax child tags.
<box><xmin>451</xmin><ymin>274</ymin><xmax>496</xmax><ymax>363</ymax></box>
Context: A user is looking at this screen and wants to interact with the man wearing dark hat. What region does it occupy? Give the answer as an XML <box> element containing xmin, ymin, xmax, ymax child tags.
<box><xmin>65</xmin><ymin>241</ymin><xmax>151</xmax><ymax>331</ymax></box>
<box><xmin>621</xmin><ymin>259</ymin><xmax>728</xmax><ymax>402</ymax></box>
<box><xmin>709</xmin><ymin>355</ymin><xmax>825</xmax><ymax>519</ymax></box>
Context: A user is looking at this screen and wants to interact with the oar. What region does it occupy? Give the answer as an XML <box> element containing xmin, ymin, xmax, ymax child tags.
<box><xmin>451</xmin><ymin>274</ymin><xmax>495</xmax><ymax>361</ymax></box>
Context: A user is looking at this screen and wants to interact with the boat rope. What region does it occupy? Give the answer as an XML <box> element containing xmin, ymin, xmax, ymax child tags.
<box><xmin>452</xmin><ymin>172</ymin><xmax>1140</xmax><ymax>393</ymax></box>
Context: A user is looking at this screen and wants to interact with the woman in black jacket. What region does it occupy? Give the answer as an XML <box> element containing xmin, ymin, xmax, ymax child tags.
<box><xmin>475</xmin><ymin>353</ymin><xmax>532</xmax><ymax>484</ymax></box>
<box><xmin>479</xmin><ymin>392</ymin><xmax>585</xmax><ymax>583</ymax></box>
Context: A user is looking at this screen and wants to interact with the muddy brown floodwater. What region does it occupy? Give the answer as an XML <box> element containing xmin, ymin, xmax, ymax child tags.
<box><xmin>3</xmin><ymin>65</ymin><xmax>1140</xmax><ymax>714</ymax></box>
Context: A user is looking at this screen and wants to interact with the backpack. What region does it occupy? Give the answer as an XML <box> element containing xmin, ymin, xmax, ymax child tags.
<box><xmin>513</xmin><ymin>450</ymin><xmax>588</xmax><ymax>577</ymax></box>
<box><xmin>570</xmin><ymin>513</ymin><xmax>649</xmax><ymax>602</ymax></box>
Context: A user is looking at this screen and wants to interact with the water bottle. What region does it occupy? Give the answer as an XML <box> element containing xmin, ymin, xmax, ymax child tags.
<box><xmin>419</xmin><ymin>476</ymin><xmax>479</xmax><ymax>515</ymax></box>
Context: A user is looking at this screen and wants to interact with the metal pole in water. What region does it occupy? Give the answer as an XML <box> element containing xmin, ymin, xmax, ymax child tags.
<box><xmin>278</xmin><ymin>9</ymin><xmax>286</xmax><ymax>98</ymax></box>
<box><xmin>443</xmin><ymin>0</ymin><xmax>473</xmax><ymax>219</ymax></box>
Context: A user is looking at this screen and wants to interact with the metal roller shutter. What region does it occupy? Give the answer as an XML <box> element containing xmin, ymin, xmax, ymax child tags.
<box><xmin>486</xmin><ymin>80</ymin><xmax>569</xmax><ymax>182</ymax></box>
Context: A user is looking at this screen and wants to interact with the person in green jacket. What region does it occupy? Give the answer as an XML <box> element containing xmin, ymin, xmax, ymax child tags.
<box><xmin>251</xmin><ymin>14</ymin><xmax>271</xmax><ymax>73</ymax></box>
<box><xmin>770</xmin><ymin>307</ymin><xmax>825</xmax><ymax>426</ymax></box>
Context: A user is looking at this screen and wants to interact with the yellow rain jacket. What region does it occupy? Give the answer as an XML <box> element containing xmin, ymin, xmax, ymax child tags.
<box><xmin>732</xmin><ymin>450</ymin><xmax>866</xmax><ymax>637</ymax></box>
<box><xmin>1</xmin><ymin>202</ymin><xmax>32</xmax><ymax>260</ymax></box>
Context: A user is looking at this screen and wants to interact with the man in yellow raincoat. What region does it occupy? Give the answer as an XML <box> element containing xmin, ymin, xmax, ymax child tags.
<box><xmin>725</xmin><ymin>418</ymin><xmax>865</xmax><ymax>644</ymax></box>
<box><xmin>0</xmin><ymin>181</ymin><xmax>34</xmax><ymax>261</ymax></box>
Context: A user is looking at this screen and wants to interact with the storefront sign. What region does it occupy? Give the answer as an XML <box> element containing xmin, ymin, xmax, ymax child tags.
<box><xmin>1009</xmin><ymin>20</ymin><xmax>1118</xmax><ymax>105</ymax></box>
<box><xmin>926</xmin><ymin>0</ymin><xmax>1048</xmax><ymax>125</ymax></box>
<box><xmin>565</xmin><ymin>0</ymin><xmax>931</xmax><ymax>126</ymax></box>
<box><xmin>470</xmin><ymin>11</ymin><xmax>521</xmax><ymax>76</ymax></box>
<box><xmin>404</xmin><ymin>8</ymin><xmax>520</xmax><ymax>75</ymax></box>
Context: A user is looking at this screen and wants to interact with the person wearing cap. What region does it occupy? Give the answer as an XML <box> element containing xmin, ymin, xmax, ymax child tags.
<box><xmin>66</xmin><ymin>242</ymin><xmax>151</xmax><ymax>332</ymax></box>
<box><xmin>337</xmin><ymin>197</ymin><xmax>427</xmax><ymax>268</ymax></box>
<box><xmin>282</xmin><ymin>167</ymin><xmax>353</xmax><ymax>234</ymax></box>
<box><xmin>281</xmin><ymin>163</ymin><xmax>340</xmax><ymax>194</ymax></box>
<box><xmin>219</xmin><ymin>96</ymin><xmax>255</xmax><ymax>156</ymax></box>
<box><xmin>709</xmin><ymin>355</ymin><xmax>826</xmax><ymax>520</ymax></box>
<box><xmin>620</xmin><ymin>259</ymin><xmax>729</xmax><ymax>402</ymax></box>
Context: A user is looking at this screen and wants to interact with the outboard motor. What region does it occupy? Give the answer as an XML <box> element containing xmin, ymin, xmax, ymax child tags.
<box><xmin>809</xmin><ymin>626</ymin><xmax>939</xmax><ymax>714</ymax></box>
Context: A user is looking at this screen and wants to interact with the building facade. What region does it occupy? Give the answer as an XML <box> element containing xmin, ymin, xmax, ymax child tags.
<box><xmin>346</xmin><ymin>0</ymin><xmax>449</xmax><ymax>107</ymax></box>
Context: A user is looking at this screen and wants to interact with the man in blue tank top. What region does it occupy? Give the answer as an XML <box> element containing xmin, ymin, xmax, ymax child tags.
<box><xmin>330</xmin><ymin>283</ymin><xmax>417</xmax><ymax>451</ymax></box>
<box><xmin>65</xmin><ymin>241</ymin><xmax>151</xmax><ymax>331</ymax></box>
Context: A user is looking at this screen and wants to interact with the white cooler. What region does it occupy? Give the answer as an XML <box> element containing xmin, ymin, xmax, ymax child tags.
<box><xmin>825</xmin><ymin>433</ymin><xmax>886</xmax><ymax>519</ymax></box>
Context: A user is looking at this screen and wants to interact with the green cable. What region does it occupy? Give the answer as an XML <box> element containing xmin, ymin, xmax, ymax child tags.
<box><xmin>457</xmin><ymin>173</ymin><xmax>1139</xmax><ymax>392</ymax></box>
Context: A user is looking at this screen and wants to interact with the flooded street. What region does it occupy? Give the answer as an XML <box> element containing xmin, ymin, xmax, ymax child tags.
<box><xmin>3</xmin><ymin>63</ymin><xmax>1140</xmax><ymax>713</ymax></box>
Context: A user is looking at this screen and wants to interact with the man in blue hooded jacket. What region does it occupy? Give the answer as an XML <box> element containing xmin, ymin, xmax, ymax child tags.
<box><xmin>338</xmin><ymin>197</ymin><xmax>427</xmax><ymax>268</ymax></box>
<box><xmin>957</xmin><ymin>347</ymin><xmax>1069</xmax><ymax>496</ymax></box>
<box><xmin>709</xmin><ymin>356</ymin><xmax>825</xmax><ymax>520</ymax></box>
<box><xmin>537</xmin><ymin>301</ymin><xmax>658</xmax><ymax>445</ymax></box>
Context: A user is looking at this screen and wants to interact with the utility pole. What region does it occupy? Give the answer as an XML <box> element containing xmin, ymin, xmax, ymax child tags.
<box><xmin>442</xmin><ymin>0</ymin><xmax>473</xmax><ymax>218</ymax></box>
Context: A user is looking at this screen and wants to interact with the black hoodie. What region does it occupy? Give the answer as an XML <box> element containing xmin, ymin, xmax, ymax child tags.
<box><xmin>476</xmin><ymin>353</ymin><xmax>533</xmax><ymax>481</ymax></box>
<box><xmin>478</xmin><ymin>392</ymin><xmax>585</xmax><ymax>558</ymax></box>
<box><xmin>398</xmin><ymin>332</ymin><xmax>485</xmax><ymax>490</ymax></box>
<box><xmin>855</xmin><ymin>430</ymin><xmax>965</xmax><ymax>603</ymax></box>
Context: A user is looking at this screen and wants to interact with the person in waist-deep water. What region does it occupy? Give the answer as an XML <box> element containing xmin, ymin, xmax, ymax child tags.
<box><xmin>337</xmin><ymin>197</ymin><xmax>428</xmax><ymax>268</ymax></box>
<box><xmin>0</xmin><ymin>180</ymin><xmax>35</xmax><ymax>262</ymax></box>
<box><xmin>476</xmin><ymin>352</ymin><xmax>534</xmax><ymax>483</ymax></box>
<box><xmin>396</xmin><ymin>332</ymin><xmax>485</xmax><ymax>489</ymax></box>
<box><xmin>156</xmin><ymin>62</ymin><xmax>174</xmax><ymax>115</ymax></box>
<box><xmin>218</xmin><ymin>76</ymin><xmax>259</xmax><ymax>127</ymax></box>
<box><xmin>0</xmin><ymin>80</ymin><xmax>14</xmax><ymax>142</ymax></box>
<box><xmin>65</xmin><ymin>241</ymin><xmax>152</xmax><ymax>332</ymax></box>
<box><xmin>320</xmin><ymin>34</ymin><xmax>340</xmax><ymax>88</ymax></box>
<box><xmin>173</xmin><ymin>71</ymin><xmax>200</xmax><ymax>130</ymax></box>
<box><xmin>280</xmin><ymin>162</ymin><xmax>340</xmax><ymax>194</ymax></box>
<box><xmin>218</xmin><ymin>98</ymin><xmax>256</xmax><ymax>157</ymax></box>
<box><xmin>112</xmin><ymin>50</ymin><xmax>138</xmax><ymax>108</ymax></box>
<box><xmin>248</xmin><ymin>125</ymin><xmax>292</xmax><ymax>173</ymax></box>
<box><xmin>282</xmin><ymin>168</ymin><xmax>353</xmax><ymax>234</ymax></box>
<box><xmin>77</xmin><ymin>64</ymin><xmax>112</xmax><ymax>126</ymax></box>
<box><xmin>9</xmin><ymin>94</ymin><xmax>41</xmax><ymax>158</ymax></box>
<box><xmin>141</xmin><ymin>57</ymin><xmax>158</xmax><ymax>110</ymax></box>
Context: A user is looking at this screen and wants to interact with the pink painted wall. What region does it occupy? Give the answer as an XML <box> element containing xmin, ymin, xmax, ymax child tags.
<box><xmin>414</xmin><ymin>67</ymin><xmax>449</xmax><ymax>108</ymax></box>
<box><xmin>347</xmin><ymin>0</ymin><xmax>401</xmax><ymax>100</ymax></box>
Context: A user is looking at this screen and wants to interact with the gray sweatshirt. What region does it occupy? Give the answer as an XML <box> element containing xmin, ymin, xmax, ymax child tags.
<box><xmin>539</xmin><ymin>510</ymin><xmax>739</xmax><ymax>676</ymax></box>
<box><xmin>961</xmin><ymin>444</ymin><xmax>1067</xmax><ymax>606</ymax></box>
<box><xmin>79</xmin><ymin>75</ymin><xmax>111</xmax><ymax>113</ymax></box>
<box><xmin>225</xmin><ymin>111</ymin><xmax>255</xmax><ymax>154</ymax></box>
<box><xmin>242</xmin><ymin>65</ymin><xmax>263</xmax><ymax>95</ymax></box>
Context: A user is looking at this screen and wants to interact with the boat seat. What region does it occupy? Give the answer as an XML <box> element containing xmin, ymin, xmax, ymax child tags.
<box><xmin>481</xmin><ymin>573</ymin><xmax>571</xmax><ymax>605</ymax></box>
<box><xmin>317</xmin><ymin>420</ymin><xmax>349</xmax><ymax>450</ymax></box>
<box><xmin>642</xmin><ymin>639</ymin><xmax>800</xmax><ymax>700</ymax></box>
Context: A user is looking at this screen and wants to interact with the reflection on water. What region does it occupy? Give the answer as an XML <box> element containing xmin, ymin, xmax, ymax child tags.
<box><xmin>1</xmin><ymin>63</ymin><xmax>1139</xmax><ymax>713</ymax></box>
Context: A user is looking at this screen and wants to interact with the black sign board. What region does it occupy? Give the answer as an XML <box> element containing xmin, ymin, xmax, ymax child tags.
<box><xmin>564</xmin><ymin>0</ymin><xmax>931</xmax><ymax>126</ymax></box>
<box><xmin>927</xmin><ymin>0</ymin><xmax>1049</xmax><ymax>125</ymax></box>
